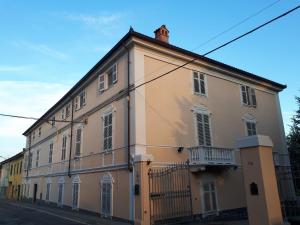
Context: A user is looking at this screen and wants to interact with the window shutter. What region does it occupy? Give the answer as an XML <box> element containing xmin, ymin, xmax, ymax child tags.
<box><xmin>196</xmin><ymin>113</ymin><xmax>211</xmax><ymax>146</ymax></box>
<box><xmin>99</xmin><ymin>74</ymin><xmax>105</xmax><ymax>92</ymax></box>
<box><xmin>203</xmin><ymin>114</ymin><xmax>211</xmax><ymax>146</ymax></box>
<box><xmin>250</xmin><ymin>88</ymin><xmax>257</xmax><ymax>107</ymax></box>
<box><xmin>193</xmin><ymin>72</ymin><xmax>200</xmax><ymax>94</ymax></box>
<box><xmin>75</xmin><ymin>128</ymin><xmax>81</xmax><ymax>156</ymax></box>
<box><xmin>112</xmin><ymin>64</ymin><xmax>117</xmax><ymax>83</ymax></box>
<box><xmin>196</xmin><ymin>114</ymin><xmax>204</xmax><ymax>145</ymax></box>
<box><xmin>199</xmin><ymin>73</ymin><xmax>206</xmax><ymax>95</ymax></box>
<box><xmin>241</xmin><ymin>86</ymin><xmax>248</xmax><ymax>104</ymax></box>
<box><xmin>61</xmin><ymin>108</ymin><xmax>65</xmax><ymax>120</ymax></box>
<box><xmin>75</xmin><ymin>97</ymin><xmax>79</xmax><ymax>110</ymax></box>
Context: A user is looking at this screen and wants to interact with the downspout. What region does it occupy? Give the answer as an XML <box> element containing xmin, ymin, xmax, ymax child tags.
<box><xmin>26</xmin><ymin>132</ymin><xmax>31</xmax><ymax>178</ymax></box>
<box><xmin>68</xmin><ymin>98</ymin><xmax>74</xmax><ymax>177</ymax></box>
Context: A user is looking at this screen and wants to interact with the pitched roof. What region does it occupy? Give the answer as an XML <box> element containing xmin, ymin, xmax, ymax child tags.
<box><xmin>23</xmin><ymin>28</ymin><xmax>286</xmax><ymax>135</ymax></box>
<box><xmin>0</xmin><ymin>151</ymin><xmax>23</xmax><ymax>165</ymax></box>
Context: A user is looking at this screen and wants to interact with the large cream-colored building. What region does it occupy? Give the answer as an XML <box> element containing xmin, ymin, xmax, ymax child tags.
<box><xmin>22</xmin><ymin>25</ymin><xmax>292</xmax><ymax>224</ymax></box>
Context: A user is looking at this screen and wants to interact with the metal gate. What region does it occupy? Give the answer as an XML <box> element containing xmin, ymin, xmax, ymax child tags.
<box><xmin>148</xmin><ymin>162</ymin><xmax>193</xmax><ymax>225</ymax></box>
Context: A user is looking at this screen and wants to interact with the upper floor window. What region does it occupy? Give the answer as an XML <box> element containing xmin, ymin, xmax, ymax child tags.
<box><xmin>193</xmin><ymin>71</ymin><xmax>206</xmax><ymax>96</ymax></box>
<box><xmin>246</xmin><ymin>121</ymin><xmax>257</xmax><ymax>136</ymax></box>
<box><xmin>19</xmin><ymin>162</ymin><xmax>22</xmax><ymax>174</ymax></box>
<box><xmin>241</xmin><ymin>85</ymin><xmax>256</xmax><ymax>107</ymax></box>
<box><xmin>66</xmin><ymin>104</ymin><xmax>71</xmax><ymax>118</ymax></box>
<box><xmin>103</xmin><ymin>112</ymin><xmax>113</xmax><ymax>152</ymax></box>
<box><xmin>61</xmin><ymin>135</ymin><xmax>67</xmax><ymax>160</ymax></box>
<box><xmin>98</xmin><ymin>64</ymin><xmax>118</xmax><ymax>93</ymax></box>
<box><xmin>10</xmin><ymin>165</ymin><xmax>13</xmax><ymax>175</ymax></box>
<box><xmin>38</xmin><ymin>127</ymin><xmax>41</xmax><ymax>137</ymax></box>
<box><xmin>49</xmin><ymin>143</ymin><xmax>53</xmax><ymax>163</ymax></box>
<box><xmin>75</xmin><ymin>128</ymin><xmax>82</xmax><ymax>157</ymax></box>
<box><xmin>196</xmin><ymin>112</ymin><xmax>211</xmax><ymax>146</ymax></box>
<box><xmin>50</xmin><ymin>116</ymin><xmax>55</xmax><ymax>127</ymax></box>
<box><xmin>32</xmin><ymin>131</ymin><xmax>35</xmax><ymax>141</ymax></box>
<box><xmin>36</xmin><ymin>150</ymin><xmax>39</xmax><ymax>168</ymax></box>
<box><xmin>61</xmin><ymin>108</ymin><xmax>65</xmax><ymax>120</ymax></box>
<box><xmin>75</xmin><ymin>91</ymin><xmax>86</xmax><ymax>111</ymax></box>
<box><xmin>28</xmin><ymin>152</ymin><xmax>33</xmax><ymax>169</ymax></box>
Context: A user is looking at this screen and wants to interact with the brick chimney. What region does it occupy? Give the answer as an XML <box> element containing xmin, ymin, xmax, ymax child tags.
<box><xmin>154</xmin><ymin>25</ymin><xmax>169</xmax><ymax>43</ymax></box>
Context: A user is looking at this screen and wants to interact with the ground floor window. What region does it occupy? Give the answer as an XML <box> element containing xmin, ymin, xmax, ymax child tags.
<box><xmin>101</xmin><ymin>176</ymin><xmax>112</xmax><ymax>216</ymax></box>
<box><xmin>202</xmin><ymin>181</ymin><xmax>218</xmax><ymax>214</ymax></box>
<box><xmin>46</xmin><ymin>183</ymin><xmax>51</xmax><ymax>201</ymax></box>
<box><xmin>58</xmin><ymin>183</ymin><xmax>64</xmax><ymax>206</ymax></box>
<box><xmin>72</xmin><ymin>183</ymin><xmax>79</xmax><ymax>209</ymax></box>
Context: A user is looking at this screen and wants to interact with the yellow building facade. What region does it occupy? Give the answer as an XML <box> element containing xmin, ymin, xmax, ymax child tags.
<box><xmin>7</xmin><ymin>152</ymin><xmax>23</xmax><ymax>200</ymax></box>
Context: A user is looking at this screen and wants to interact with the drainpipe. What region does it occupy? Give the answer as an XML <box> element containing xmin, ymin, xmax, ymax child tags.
<box><xmin>26</xmin><ymin>132</ymin><xmax>31</xmax><ymax>178</ymax></box>
<box><xmin>68</xmin><ymin>98</ymin><xmax>74</xmax><ymax>177</ymax></box>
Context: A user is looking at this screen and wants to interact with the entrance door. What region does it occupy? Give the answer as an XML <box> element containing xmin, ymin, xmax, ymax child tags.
<box><xmin>17</xmin><ymin>185</ymin><xmax>20</xmax><ymax>200</ymax></box>
<box><xmin>33</xmin><ymin>184</ymin><xmax>38</xmax><ymax>203</ymax></box>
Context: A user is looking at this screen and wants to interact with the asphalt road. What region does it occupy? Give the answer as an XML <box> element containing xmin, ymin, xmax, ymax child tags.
<box><xmin>0</xmin><ymin>200</ymin><xmax>83</xmax><ymax>225</ymax></box>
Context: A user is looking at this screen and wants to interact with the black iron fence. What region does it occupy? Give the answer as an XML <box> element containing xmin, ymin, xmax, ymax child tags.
<box><xmin>148</xmin><ymin>162</ymin><xmax>193</xmax><ymax>225</ymax></box>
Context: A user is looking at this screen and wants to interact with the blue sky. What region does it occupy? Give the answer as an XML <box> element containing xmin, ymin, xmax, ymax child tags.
<box><xmin>0</xmin><ymin>0</ymin><xmax>299</xmax><ymax>160</ymax></box>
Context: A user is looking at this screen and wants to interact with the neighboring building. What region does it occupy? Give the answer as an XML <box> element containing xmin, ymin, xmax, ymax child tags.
<box><xmin>22</xmin><ymin>25</ymin><xmax>293</xmax><ymax>224</ymax></box>
<box><xmin>0</xmin><ymin>152</ymin><xmax>24</xmax><ymax>200</ymax></box>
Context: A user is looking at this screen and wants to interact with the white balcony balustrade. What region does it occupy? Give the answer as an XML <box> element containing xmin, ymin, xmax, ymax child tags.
<box><xmin>188</xmin><ymin>146</ymin><xmax>236</xmax><ymax>167</ymax></box>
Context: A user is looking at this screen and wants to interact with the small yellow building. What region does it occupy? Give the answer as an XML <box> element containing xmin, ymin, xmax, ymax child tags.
<box><xmin>7</xmin><ymin>152</ymin><xmax>23</xmax><ymax>200</ymax></box>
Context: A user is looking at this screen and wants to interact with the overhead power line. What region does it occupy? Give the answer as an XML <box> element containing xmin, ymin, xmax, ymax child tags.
<box><xmin>132</xmin><ymin>4</ymin><xmax>300</xmax><ymax>91</ymax></box>
<box><xmin>0</xmin><ymin>113</ymin><xmax>84</xmax><ymax>124</ymax></box>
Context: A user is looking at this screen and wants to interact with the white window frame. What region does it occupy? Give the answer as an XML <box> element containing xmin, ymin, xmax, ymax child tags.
<box><xmin>45</xmin><ymin>179</ymin><xmax>52</xmax><ymax>202</ymax></box>
<box><xmin>50</xmin><ymin>116</ymin><xmax>55</xmax><ymax>127</ymax></box>
<box><xmin>98</xmin><ymin>73</ymin><xmax>107</xmax><ymax>93</ymax></box>
<box><xmin>245</xmin><ymin>120</ymin><xmax>257</xmax><ymax>136</ymax></box>
<box><xmin>57</xmin><ymin>177</ymin><xmax>65</xmax><ymax>206</ymax></box>
<box><xmin>193</xmin><ymin>71</ymin><xmax>207</xmax><ymax>96</ymax></box>
<box><xmin>72</xmin><ymin>176</ymin><xmax>80</xmax><ymax>210</ymax></box>
<box><xmin>75</xmin><ymin>91</ymin><xmax>86</xmax><ymax>111</ymax></box>
<box><xmin>65</xmin><ymin>104</ymin><xmax>71</xmax><ymax>118</ymax></box>
<box><xmin>193</xmin><ymin>105</ymin><xmax>213</xmax><ymax>147</ymax></box>
<box><xmin>35</xmin><ymin>150</ymin><xmax>39</xmax><ymax>168</ymax></box>
<box><xmin>102</xmin><ymin>109</ymin><xmax>113</xmax><ymax>152</ymax></box>
<box><xmin>38</xmin><ymin>127</ymin><xmax>41</xmax><ymax>137</ymax></box>
<box><xmin>201</xmin><ymin>180</ymin><xmax>218</xmax><ymax>216</ymax></box>
<box><xmin>242</xmin><ymin>114</ymin><xmax>257</xmax><ymax>136</ymax></box>
<box><xmin>75</xmin><ymin>126</ymin><xmax>83</xmax><ymax>157</ymax></box>
<box><xmin>98</xmin><ymin>64</ymin><xmax>117</xmax><ymax>94</ymax></box>
<box><xmin>61</xmin><ymin>134</ymin><xmax>67</xmax><ymax>161</ymax></box>
<box><xmin>240</xmin><ymin>85</ymin><xmax>257</xmax><ymax>107</ymax></box>
<box><xmin>100</xmin><ymin>174</ymin><xmax>114</xmax><ymax>217</ymax></box>
<box><xmin>49</xmin><ymin>142</ymin><xmax>53</xmax><ymax>164</ymax></box>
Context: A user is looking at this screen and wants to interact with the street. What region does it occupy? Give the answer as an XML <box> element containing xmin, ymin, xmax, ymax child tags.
<box><xmin>0</xmin><ymin>200</ymin><xmax>128</xmax><ymax>225</ymax></box>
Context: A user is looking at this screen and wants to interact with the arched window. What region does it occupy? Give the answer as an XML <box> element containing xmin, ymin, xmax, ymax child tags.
<box><xmin>100</xmin><ymin>173</ymin><xmax>113</xmax><ymax>216</ymax></box>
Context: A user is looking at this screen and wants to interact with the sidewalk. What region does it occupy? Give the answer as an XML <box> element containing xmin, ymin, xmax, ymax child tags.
<box><xmin>7</xmin><ymin>200</ymin><xmax>130</xmax><ymax>225</ymax></box>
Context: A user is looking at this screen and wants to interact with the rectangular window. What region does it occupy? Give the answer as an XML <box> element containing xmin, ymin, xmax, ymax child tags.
<box><xmin>32</xmin><ymin>131</ymin><xmax>35</xmax><ymax>141</ymax></box>
<box><xmin>203</xmin><ymin>181</ymin><xmax>217</xmax><ymax>213</ymax></box>
<box><xmin>10</xmin><ymin>165</ymin><xmax>13</xmax><ymax>175</ymax></box>
<box><xmin>58</xmin><ymin>183</ymin><xmax>64</xmax><ymax>205</ymax></box>
<box><xmin>72</xmin><ymin>183</ymin><xmax>79</xmax><ymax>209</ymax></box>
<box><xmin>36</xmin><ymin>150</ymin><xmax>39</xmax><ymax>168</ymax></box>
<box><xmin>75</xmin><ymin>128</ymin><xmax>82</xmax><ymax>157</ymax></box>
<box><xmin>99</xmin><ymin>74</ymin><xmax>106</xmax><ymax>93</ymax></box>
<box><xmin>19</xmin><ymin>162</ymin><xmax>22</xmax><ymax>174</ymax></box>
<box><xmin>61</xmin><ymin>135</ymin><xmax>67</xmax><ymax>160</ymax></box>
<box><xmin>61</xmin><ymin>108</ymin><xmax>65</xmax><ymax>120</ymax></box>
<box><xmin>103</xmin><ymin>113</ymin><xmax>112</xmax><ymax>152</ymax></box>
<box><xmin>193</xmin><ymin>71</ymin><xmax>206</xmax><ymax>95</ymax></box>
<box><xmin>196</xmin><ymin>113</ymin><xmax>211</xmax><ymax>146</ymax></box>
<box><xmin>241</xmin><ymin>85</ymin><xmax>257</xmax><ymax>107</ymax></box>
<box><xmin>49</xmin><ymin>143</ymin><xmax>53</xmax><ymax>163</ymax></box>
<box><xmin>246</xmin><ymin>121</ymin><xmax>257</xmax><ymax>136</ymax></box>
<box><xmin>46</xmin><ymin>183</ymin><xmax>51</xmax><ymax>201</ymax></box>
<box><xmin>79</xmin><ymin>91</ymin><xmax>86</xmax><ymax>108</ymax></box>
<box><xmin>66</xmin><ymin>104</ymin><xmax>71</xmax><ymax>118</ymax></box>
<box><xmin>98</xmin><ymin>64</ymin><xmax>117</xmax><ymax>94</ymax></box>
<box><xmin>28</xmin><ymin>153</ymin><xmax>33</xmax><ymax>169</ymax></box>
<box><xmin>50</xmin><ymin>116</ymin><xmax>55</xmax><ymax>127</ymax></box>
<box><xmin>101</xmin><ymin>182</ymin><xmax>112</xmax><ymax>215</ymax></box>
<box><xmin>38</xmin><ymin>127</ymin><xmax>41</xmax><ymax>137</ymax></box>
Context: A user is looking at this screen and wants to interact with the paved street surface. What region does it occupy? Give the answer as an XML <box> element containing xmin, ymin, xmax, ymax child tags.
<box><xmin>0</xmin><ymin>200</ymin><xmax>129</xmax><ymax>225</ymax></box>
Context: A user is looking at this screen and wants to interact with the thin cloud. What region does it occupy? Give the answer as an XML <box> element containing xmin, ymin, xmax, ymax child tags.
<box><xmin>13</xmin><ymin>41</ymin><xmax>69</xmax><ymax>60</ymax></box>
<box><xmin>0</xmin><ymin>65</ymin><xmax>33</xmax><ymax>73</ymax></box>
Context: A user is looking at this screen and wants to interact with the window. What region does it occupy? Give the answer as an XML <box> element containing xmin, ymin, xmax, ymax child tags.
<box><xmin>10</xmin><ymin>165</ymin><xmax>13</xmax><ymax>175</ymax></box>
<box><xmin>72</xmin><ymin>183</ymin><xmax>79</xmax><ymax>209</ymax></box>
<box><xmin>196</xmin><ymin>113</ymin><xmax>211</xmax><ymax>146</ymax></box>
<box><xmin>38</xmin><ymin>127</ymin><xmax>41</xmax><ymax>137</ymax></box>
<box><xmin>28</xmin><ymin>152</ymin><xmax>33</xmax><ymax>169</ymax></box>
<box><xmin>19</xmin><ymin>162</ymin><xmax>22</xmax><ymax>174</ymax></box>
<box><xmin>246</xmin><ymin>121</ymin><xmax>257</xmax><ymax>136</ymax></box>
<box><xmin>75</xmin><ymin>128</ymin><xmax>82</xmax><ymax>157</ymax></box>
<box><xmin>36</xmin><ymin>150</ymin><xmax>39</xmax><ymax>167</ymax></box>
<box><xmin>49</xmin><ymin>143</ymin><xmax>53</xmax><ymax>163</ymax></box>
<box><xmin>103</xmin><ymin>113</ymin><xmax>112</xmax><ymax>152</ymax></box>
<box><xmin>241</xmin><ymin>85</ymin><xmax>257</xmax><ymax>107</ymax></box>
<box><xmin>46</xmin><ymin>183</ymin><xmax>51</xmax><ymax>201</ymax></box>
<box><xmin>58</xmin><ymin>183</ymin><xmax>64</xmax><ymax>206</ymax></box>
<box><xmin>98</xmin><ymin>64</ymin><xmax>117</xmax><ymax>94</ymax></box>
<box><xmin>101</xmin><ymin>175</ymin><xmax>113</xmax><ymax>216</ymax></box>
<box><xmin>66</xmin><ymin>104</ymin><xmax>71</xmax><ymax>118</ymax></box>
<box><xmin>50</xmin><ymin>116</ymin><xmax>55</xmax><ymax>127</ymax></box>
<box><xmin>32</xmin><ymin>131</ymin><xmax>35</xmax><ymax>141</ymax></box>
<box><xmin>61</xmin><ymin>135</ymin><xmax>67</xmax><ymax>160</ymax></box>
<box><xmin>75</xmin><ymin>91</ymin><xmax>86</xmax><ymax>110</ymax></box>
<box><xmin>193</xmin><ymin>71</ymin><xmax>206</xmax><ymax>95</ymax></box>
<box><xmin>61</xmin><ymin>108</ymin><xmax>65</xmax><ymax>120</ymax></box>
<box><xmin>202</xmin><ymin>181</ymin><xmax>218</xmax><ymax>213</ymax></box>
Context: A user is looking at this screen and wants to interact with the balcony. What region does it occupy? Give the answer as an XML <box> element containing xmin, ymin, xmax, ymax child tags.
<box><xmin>188</xmin><ymin>146</ymin><xmax>236</xmax><ymax>170</ymax></box>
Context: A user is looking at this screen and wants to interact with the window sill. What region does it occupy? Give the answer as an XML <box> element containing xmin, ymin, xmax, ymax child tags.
<box><xmin>193</xmin><ymin>92</ymin><xmax>207</xmax><ymax>97</ymax></box>
<box><xmin>74</xmin><ymin>156</ymin><xmax>81</xmax><ymax>160</ymax></box>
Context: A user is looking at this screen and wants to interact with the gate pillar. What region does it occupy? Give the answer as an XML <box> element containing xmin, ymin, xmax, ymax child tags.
<box><xmin>237</xmin><ymin>135</ymin><xmax>284</xmax><ymax>225</ymax></box>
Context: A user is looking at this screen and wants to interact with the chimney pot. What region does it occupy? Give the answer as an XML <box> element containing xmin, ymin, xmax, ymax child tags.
<box><xmin>154</xmin><ymin>25</ymin><xmax>169</xmax><ymax>43</ymax></box>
